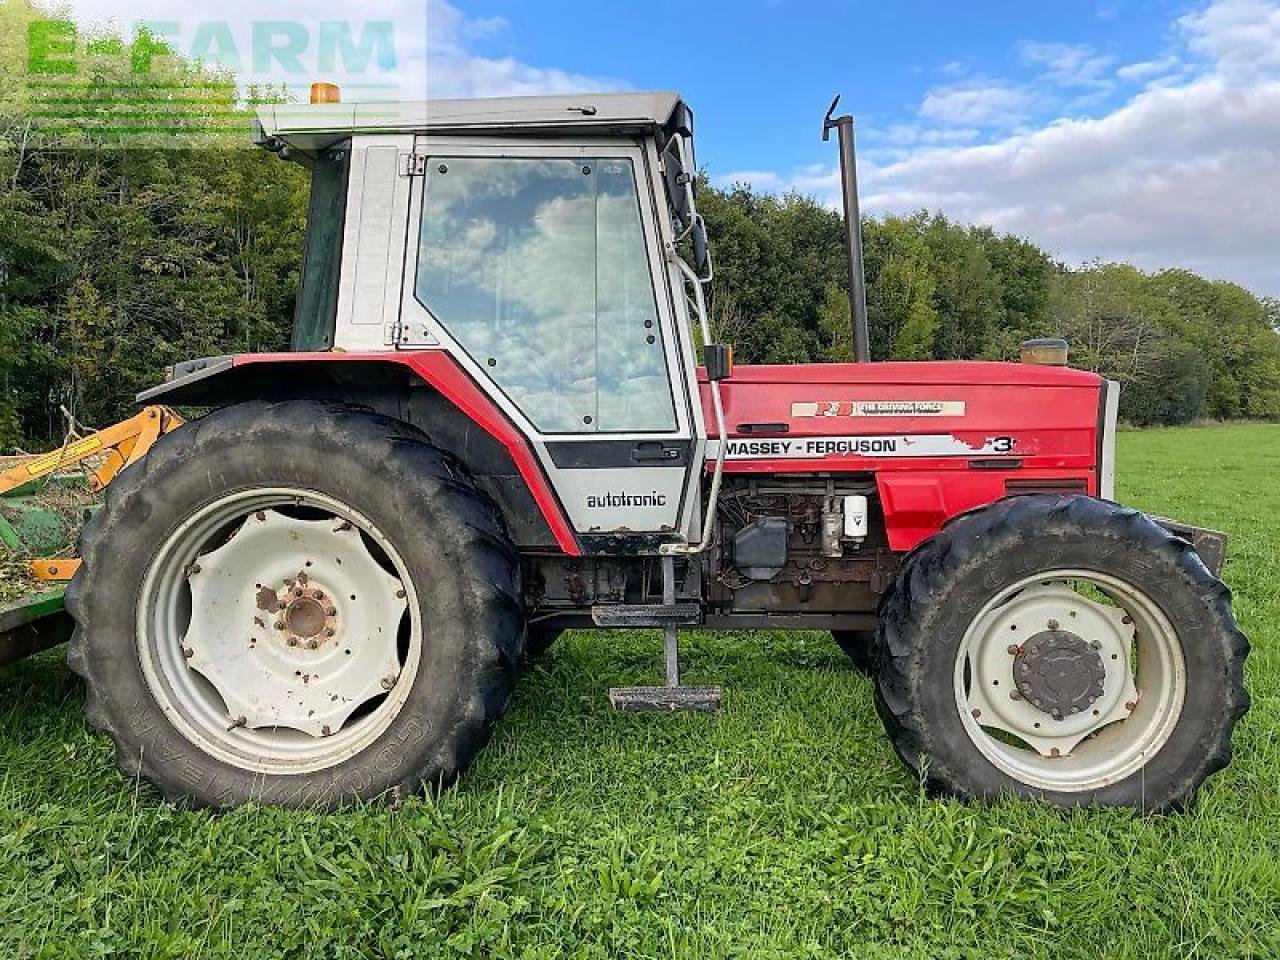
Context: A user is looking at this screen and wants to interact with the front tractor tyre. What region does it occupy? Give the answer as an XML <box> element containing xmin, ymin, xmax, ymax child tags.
<box><xmin>874</xmin><ymin>494</ymin><xmax>1249</xmax><ymax>812</ymax></box>
<box><xmin>831</xmin><ymin>630</ymin><xmax>875</xmax><ymax>675</ymax></box>
<box><xmin>66</xmin><ymin>400</ymin><xmax>525</xmax><ymax>809</ymax></box>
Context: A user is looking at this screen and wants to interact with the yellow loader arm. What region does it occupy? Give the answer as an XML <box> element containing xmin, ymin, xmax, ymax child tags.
<box><xmin>0</xmin><ymin>405</ymin><xmax>185</xmax><ymax>580</ymax></box>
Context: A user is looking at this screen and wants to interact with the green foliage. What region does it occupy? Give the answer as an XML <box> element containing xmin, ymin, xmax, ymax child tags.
<box><xmin>703</xmin><ymin>180</ymin><xmax>1279</xmax><ymax>424</ymax></box>
<box><xmin>0</xmin><ymin>0</ymin><xmax>305</xmax><ymax>449</ymax></box>
<box><xmin>2</xmin><ymin>0</ymin><xmax>1278</xmax><ymax>451</ymax></box>
<box><xmin>2</xmin><ymin>425</ymin><xmax>1280</xmax><ymax>958</ymax></box>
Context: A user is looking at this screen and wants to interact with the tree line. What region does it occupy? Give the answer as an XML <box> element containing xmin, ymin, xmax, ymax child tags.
<box><xmin>699</xmin><ymin>184</ymin><xmax>1280</xmax><ymax>426</ymax></box>
<box><xmin>2</xmin><ymin>0</ymin><xmax>1278</xmax><ymax>451</ymax></box>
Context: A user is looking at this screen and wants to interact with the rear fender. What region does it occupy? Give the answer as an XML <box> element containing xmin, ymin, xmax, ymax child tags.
<box><xmin>139</xmin><ymin>351</ymin><xmax>581</xmax><ymax>555</ymax></box>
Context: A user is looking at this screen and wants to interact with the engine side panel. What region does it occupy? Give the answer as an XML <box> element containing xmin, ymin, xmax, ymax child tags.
<box><xmin>701</xmin><ymin>360</ymin><xmax>1104</xmax><ymax>551</ymax></box>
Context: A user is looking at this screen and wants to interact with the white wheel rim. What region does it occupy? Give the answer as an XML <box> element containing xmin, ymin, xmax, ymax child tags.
<box><xmin>955</xmin><ymin>569</ymin><xmax>1186</xmax><ymax>792</ymax></box>
<box><xmin>137</xmin><ymin>488</ymin><xmax>422</xmax><ymax>775</ymax></box>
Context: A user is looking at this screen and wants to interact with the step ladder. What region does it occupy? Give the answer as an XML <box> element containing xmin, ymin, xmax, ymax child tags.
<box><xmin>598</xmin><ymin>556</ymin><xmax>722</xmax><ymax>712</ymax></box>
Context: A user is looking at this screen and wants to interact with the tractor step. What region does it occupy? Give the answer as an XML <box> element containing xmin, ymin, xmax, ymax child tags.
<box><xmin>608</xmin><ymin>685</ymin><xmax>722</xmax><ymax>712</ymax></box>
<box><xmin>604</xmin><ymin>558</ymin><xmax>719</xmax><ymax>712</ymax></box>
<box><xmin>591</xmin><ymin>602</ymin><xmax>702</xmax><ymax>628</ymax></box>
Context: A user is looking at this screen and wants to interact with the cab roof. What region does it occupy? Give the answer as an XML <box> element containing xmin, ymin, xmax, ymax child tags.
<box><xmin>254</xmin><ymin>91</ymin><xmax>690</xmax><ymax>154</ymax></box>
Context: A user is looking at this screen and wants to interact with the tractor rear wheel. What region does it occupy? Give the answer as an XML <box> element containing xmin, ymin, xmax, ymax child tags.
<box><xmin>66</xmin><ymin>400</ymin><xmax>524</xmax><ymax>808</ymax></box>
<box><xmin>521</xmin><ymin>627</ymin><xmax>562</xmax><ymax>665</ymax></box>
<box><xmin>873</xmin><ymin>494</ymin><xmax>1249</xmax><ymax>812</ymax></box>
<box><xmin>831</xmin><ymin>630</ymin><xmax>875</xmax><ymax>675</ymax></box>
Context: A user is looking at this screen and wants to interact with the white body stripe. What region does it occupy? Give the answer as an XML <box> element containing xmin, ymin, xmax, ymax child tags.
<box><xmin>707</xmin><ymin>434</ymin><xmax>1014</xmax><ymax>460</ymax></box>
<box><xmin>1099</xmin><ymin>381</ymin><xmax>1120</xmax><ymax>500</ymax></box>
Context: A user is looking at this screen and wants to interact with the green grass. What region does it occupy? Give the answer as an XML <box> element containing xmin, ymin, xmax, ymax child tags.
<box><xmin>2</xmin><ymin>424</ymin><xmax>1279</xmax><ymax>959</ymax></box>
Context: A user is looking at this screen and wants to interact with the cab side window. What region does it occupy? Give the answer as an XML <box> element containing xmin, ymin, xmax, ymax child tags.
<box><xmin>415</xmin><ymin>156</ymin><xmax>676</xmax><ymax>434</ymax></box>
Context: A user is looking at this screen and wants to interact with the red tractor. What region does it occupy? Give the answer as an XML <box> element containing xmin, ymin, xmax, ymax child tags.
<box><xmin>61</xmin><ymin>89</ymin><xmax>1246</xmax><ymax>810</ymax></box>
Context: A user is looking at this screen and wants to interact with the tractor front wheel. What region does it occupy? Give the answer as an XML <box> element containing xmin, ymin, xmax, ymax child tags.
<box><xmin>831</xmin><ymin>629</ymin><xmax>875</xmax><ymax>675</ymax></box>
<box><xmin>67</xmin><ymin>400</ymin><xmax>524</xmax><ymax>808</ymax></box>
<box><xmin>873</xmin><ymin>494</ymin><xmax>1249</xmax><ymax>812</ymax></box>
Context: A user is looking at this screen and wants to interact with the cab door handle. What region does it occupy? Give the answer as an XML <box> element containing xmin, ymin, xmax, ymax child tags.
<box><xmin>631</xmin><ymin>442</ymin><xmax>682</xmax><ymax>463</ymax></box>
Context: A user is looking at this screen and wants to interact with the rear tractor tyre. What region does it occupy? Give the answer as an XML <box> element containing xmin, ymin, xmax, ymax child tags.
<box><xmin>66</xmin><ymin>400</ymin><xmax>525</xmax><ymax>809</ymax></box>
<box><xmin>873</xmin><ymin>494</ymin><xmax>1249</xmax><ymax>812</ymax></box>
<box><xmin>831</xmin><ymin>630</ymin><xmax>875</xmax><ymax>675</ymax></box>
<box><xmin>521</xmin><ymin>627</ymin><xmax>562</xmax><ymax>667</ymax></box>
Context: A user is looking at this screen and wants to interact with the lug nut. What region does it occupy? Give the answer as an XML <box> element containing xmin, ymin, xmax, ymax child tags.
<box><xmin>395</xmin><ymin>589</ymin><xmax>406</xmax><ymax>599</ymax></box>
<box><xmin>274</xmin><ymin>620</ymin><xmax>285</xmax><ymax>630</ymax></box>
<box><xmin>1050</xmin><ymin>747</ymin><xmax>1061</xmax><ymax>757</ymax></box>
<box><xmin>1048</xmin><ymin>619</ymin><xmax>1060</xmax><ymax>630</ymax></box>
<box><xmin>324</xmin><ymin>627</ymin><xmax>335</xmax><ymax>637</ymax></box>
<box><xmin>1007</xmin><ymin>644</ymin><xmax>1021</xmax><ymax>655</ymax></box>
<box><xmin>971</xmin><ymin>708</ymin><xmax>981</xmax><ymax>719</ymax></box>
<box><xmin>325</xmin><ymin>607</ymin><xmax>337</xmax><ymax>617</ymax></box>
<box><xmin>182</xmin><ymin>646</ymin><xmax>194</xmax><ymax>659</ymax></box>
<box><xmin>307</xmin><ymin>640</ymin><xmax>318</xmax><ymax>650</ymax></box>
<box><xmin>1010</xmin><ymin>690</ymin><xmax>1022</xmax><ymax>701</ymax></box>
<box><xmin>321</xmin><ymin>725</ymin><xmax>332</xmax><ymax>737</ymax></box>
<box><xmin>287</xmin><ymin>637</ymin><xmax>299</xmax><ymax>647</ymax></box>
<box><xmin>1125</xmin><ymin>700</ymin><xmax>1138</xmax><ymax>711</ymax></box>
<box><xmin>381</xmin><ymin>675</ymin><xmax>397</xmax><ymax>690</ymax></box>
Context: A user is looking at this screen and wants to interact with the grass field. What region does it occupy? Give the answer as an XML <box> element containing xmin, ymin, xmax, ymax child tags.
<box><xmin>2</xmin><ymin>424</ymin><xmax>1278</xmax><ymax>959</ymax></box>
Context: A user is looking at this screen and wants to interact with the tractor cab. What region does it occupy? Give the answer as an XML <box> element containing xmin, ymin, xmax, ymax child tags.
<box><xmin>252</xmin><ymin>91</ymin><xmax>721</xmax><ymax>553</ymax></box>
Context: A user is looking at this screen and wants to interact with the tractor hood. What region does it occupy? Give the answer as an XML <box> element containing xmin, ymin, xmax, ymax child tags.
<box><xmin>699</xmin><ymin>360</ymin><xmax>1112</xmax><ymax>549</ymax></box>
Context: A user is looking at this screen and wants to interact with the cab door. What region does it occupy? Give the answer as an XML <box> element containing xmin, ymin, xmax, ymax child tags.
<box><xmin>398</xmin><ymin>138</ymin><xmax>700</xmax><ymax>550</ymax></box>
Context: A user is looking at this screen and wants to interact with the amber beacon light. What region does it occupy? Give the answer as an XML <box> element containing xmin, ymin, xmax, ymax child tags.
<box><xmin>310</xmin><ymin>82</ymin><xmax>342</xmax><ymax>104</ymax></box>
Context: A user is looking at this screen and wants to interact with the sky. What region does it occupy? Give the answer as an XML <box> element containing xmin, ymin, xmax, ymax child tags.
<box><xmin>64</xmin><ymin>0</ymin><xmax>1280</xmax><ymax>297</ymax></box>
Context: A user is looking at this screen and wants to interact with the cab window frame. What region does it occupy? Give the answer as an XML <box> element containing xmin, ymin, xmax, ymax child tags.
<box><xmin>410</xmin><ymin>148</ymin><xmax>682</xmax><ymax>437</ymax></box>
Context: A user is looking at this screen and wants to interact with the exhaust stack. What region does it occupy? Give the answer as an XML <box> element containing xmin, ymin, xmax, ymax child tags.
<box><xmin>823</xmin><ymin>96</ymin><xmax>871</xmax><ymax>363</ymax></box>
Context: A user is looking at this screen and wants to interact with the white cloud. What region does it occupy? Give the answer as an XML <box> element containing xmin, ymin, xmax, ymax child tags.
<box><xmin>732</xmin><ymin>0</ymin><xmax>1280</xmax><ymax>297</ymax></box>
<box><xmin>1020</xmin><ymin>41</ymin><xmax>1114</xmax><ymax>89</ymax></box>
<box><xmin>861</xmin><ymin>77</ymin><xmax>1280</xmax><ymax>293</ymax></box>
<box><xmin>878</xmin><ymin>125</ymin><xmax>981</xmax><ymax>146</ymax></box>
<box><xmin>1180</xmin><ymin>0</ymin><xmax>1280</xmax><ymax>81</ymax></box>
<box><xmin>419</xmin><ymin>0</ymin><xmax>620</xmax><ymax>99</ymax></box>
<box><xmin>1116</xmin><ymin>56</ymin><xmax>1183</xmax><ymax>82</ymax></box>
<box><xmin>919</xmin><ymin>84</ymin><xmax>1030</xmax><ymax>125</ymax></box>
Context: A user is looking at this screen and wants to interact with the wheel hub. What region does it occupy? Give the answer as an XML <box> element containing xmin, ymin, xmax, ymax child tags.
<box><xmin>959</xmin><ymin>581</ymin><xmax>1141</xmax><ymax>759</ymax></box>
<box><xmin>285</xmin><ymin>595</ymin><xmax>328</xmax><ymax>639</ymax></box>
<box><xmin>181</xmin><ymin>508</ymin><xmax>408</xmax><ymax>737</ymax></box>
<box><xmin>259</xmin><ymin>577</ymin><xmax>338</xmax><ymax>649</ymax></box>
<box><xmin>1013</xmin><ymin>628</ymin><xmax>1106</xmax><ymax>720</ymax></box>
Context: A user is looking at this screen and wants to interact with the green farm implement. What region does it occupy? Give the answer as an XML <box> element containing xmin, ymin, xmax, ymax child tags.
<box><xmin>0</xmin><ymin>406</ymin><xmax>183</xmax><ymax>664</ymax></box>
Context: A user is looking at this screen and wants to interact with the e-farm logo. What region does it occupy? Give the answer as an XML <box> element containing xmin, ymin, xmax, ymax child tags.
<box><xmin>24</xmin><ymin>18</ymin><xmax>400</xmax><ymax>143</ymax></box>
